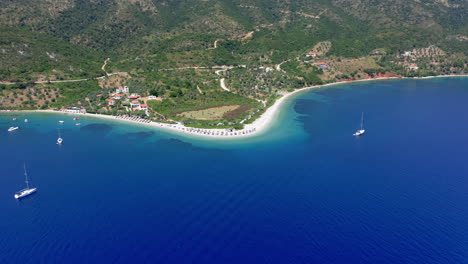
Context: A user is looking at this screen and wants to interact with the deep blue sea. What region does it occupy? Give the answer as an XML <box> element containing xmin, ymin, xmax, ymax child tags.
<box><xmin>1</xmin><ymin>77</ymin><xmax>467</xmax><ymax>264</ymax></box>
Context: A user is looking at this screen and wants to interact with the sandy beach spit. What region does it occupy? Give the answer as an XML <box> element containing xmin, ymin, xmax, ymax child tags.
<box><xmin>1</xmin><ymin>75</ymin><xmax>466</xmax><ymax>139</ymax></box>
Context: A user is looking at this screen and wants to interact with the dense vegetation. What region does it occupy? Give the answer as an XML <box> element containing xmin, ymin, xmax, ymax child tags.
<box><xmin>0</xmin><ymin>0</ymin><xmax>466</xmax><ymax>127</ymax></box>
<box><xmin>0</xmin><ymin>28</ymin><xmax>103</xmax><ymax>82</ymax></box>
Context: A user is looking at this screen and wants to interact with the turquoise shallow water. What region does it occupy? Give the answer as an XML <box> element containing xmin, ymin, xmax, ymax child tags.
<box><xmin>0</xmin><ymin>77</ymin><xmax>467</xmax><ymax>263</ymax></box>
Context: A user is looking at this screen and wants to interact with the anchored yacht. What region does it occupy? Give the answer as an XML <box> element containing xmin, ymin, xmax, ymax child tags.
<box><xmin>353</xmin><ymin>112</ymin><xmax>365</xmax><ymax>136</ymax></box>
<box><xmin>14</xmin><ymin>164</ymin><xmax>37</xmax><ymax>199</ymax></box>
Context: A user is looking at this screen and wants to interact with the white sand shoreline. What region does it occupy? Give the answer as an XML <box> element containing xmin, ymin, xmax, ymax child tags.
<box><xmin>1</xmin><ymin>75</ymin><xmax>467</xmax><ymax>139</ymax></box>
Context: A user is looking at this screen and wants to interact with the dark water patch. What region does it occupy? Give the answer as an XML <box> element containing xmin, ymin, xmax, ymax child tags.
<box><xmin>149</xmin><ymin>138</ymin><xmax>225</xmax><ymax>154</ymax></box>
<box><xmin>80</xmin><ymin>123</ymin><xmax>114</xmax><ymax>134</ymax></box>
<box><xmin>109</xmin><ymin>131</ymin><xmax>158</xmax><ymax>146</ymax></box>
<box><xmin>123</xmin><ymin>131</ymin><xmax>156</xmax><ymax>140</ymax></box>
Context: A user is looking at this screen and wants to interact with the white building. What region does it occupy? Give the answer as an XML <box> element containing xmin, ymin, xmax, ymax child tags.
<box><xmin>130</xmin><ymin>100</ymin><xmax>140</xmax><ymax>108</ymax></box>
<box><xmin>66</xmin><ymin>107</ymin><xmax>86</xmax><ymax>113</ymax></box>
<box><xmin>402</xmin><ymin>51</ymin><xmax>412</xmax><ymax>57</ymax></box>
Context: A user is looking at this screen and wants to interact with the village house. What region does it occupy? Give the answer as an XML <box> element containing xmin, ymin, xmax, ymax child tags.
<box><xmin>130</xmin><ymin>100</ymin><xmax>140</xmax><ymax>109</ymax></box>
<box><xmin>139</xmin><ymin>104</ymin><xmax>148</xmax><ymax>111</ymax></box>
<box><xmin>402</xmin><ymin>51</ymin><xmax>412</xmax><ymax>57</ymax></box>
<box><xmin>129</xmin><ymin>94</ymin><xmax>140</xmax><ymax>100</ymax></box>
<box><xmin>107</xmin><ymin>99</ymin><xmax>116</xmax><ymax>106</ymax></box>
<box><xmin>123</xmin><ymin>86</ymin><xmax>130</xmax><ymax>93</ymax></box>
<box><xmin>116</xmin><ymin>87</ymin><xmax>123</xmax><ymax>93</ymax></box>
<box><xmin>306</xmin><ymin>52</ymin><xmax>317</xmax><ymax>58</ymax></box>
<box><xmin>318</xmin><ymin>62</ymin><xmax>328</xmax><ymax>70</ymax></box>
<box><xmin>148</xmin><ymin>95</ymin><xmax>158</xmax><ymax>100</ymax></box>
<box><xmin>408</xmin><ymin>64</ymin><xmax>419</xmax><ymax>70</ymax></box>
<box><xmin>113</xmin><ymin>94</ymin><xmax>123</xmax><ymax>100</ymax></box>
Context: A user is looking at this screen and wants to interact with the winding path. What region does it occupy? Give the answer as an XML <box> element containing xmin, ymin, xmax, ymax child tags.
<box><xmin>1</xmin><ymin>63</ymin><xmax>242</xmax><ymax>87</ymax></box>
<box><xmin>275</xmin><ymin>60</ymin><xmax>290</xmax><ymax>72</ymax></box>
<box><xmin>219</xmin><ymin>78</ymin><xmax>229</xmax><ymax>91</ymax></box>
<box><xmin>1</xmin><ymin>57</ymin><xmax>128</xmax><ymax>85</ymax></box>
<box><xmin>207</xmin><ymin>39</ymin><xmax>221</xmax><ymax>50</ymax></box>
<box><xmin>215</xmin><ymin>67</ymin><xmax>235</xmax><ymax>92</ymax></box>
<box><xmin>101</xmin><ymin>57</ymin><xmax>110</xmax><ymax>75</ymax></box>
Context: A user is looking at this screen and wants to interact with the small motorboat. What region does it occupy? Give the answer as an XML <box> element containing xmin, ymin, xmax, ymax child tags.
<box><xmin>59</xmin><ymin>120</ymin><xmax>65</xmax><ymax>123</ymax></box>
<box><xmin>57</xmin><ymin>129</ymin><xmax>63</xmax><ymax>144</ymax></box>
<box><xmin>8</xmin><ymin>126</ymin><xmax>19</xmax><ymax>132</ymax></box>
<box><xmin>24</xmin><ymin>119</ymin><xmax>28</xmax><ymax>123</ymax></box>
<box><xmin>73</xmin><ymin>117</ymin><xmax>79</xmax><ymax>120</ymax></box>
<box><xmin>75</xmin><ymin>123</ymin><xmax>81</xmax><ymax>126</ymax></box>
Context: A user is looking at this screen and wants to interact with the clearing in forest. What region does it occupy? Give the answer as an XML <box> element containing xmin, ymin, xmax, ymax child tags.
<box><xmin>178</xmin><ymin>105</ymin><xmax>249</xmax><ymax>120</ymax></box>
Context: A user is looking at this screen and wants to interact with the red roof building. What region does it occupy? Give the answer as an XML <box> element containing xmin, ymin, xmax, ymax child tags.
<box><xmin>318</xmin><ymin>62</ymin><xmax>328</xmax><ymax>69</ymax></box>
<box><xmin>130</xmin><ymin>100</ymin><xmax>140</xmax><ymax>108</ymax></box>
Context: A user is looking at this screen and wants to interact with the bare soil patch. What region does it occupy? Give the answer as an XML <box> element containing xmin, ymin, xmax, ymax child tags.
<box><xmin>178</xmin><ymin>104</ymin><xmax>250</xmax><ymax>120</ymax></box>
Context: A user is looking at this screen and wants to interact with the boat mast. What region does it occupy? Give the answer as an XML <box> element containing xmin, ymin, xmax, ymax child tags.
<box><xmin>360</xmin><ymin>112</ymin><xmax>364</xmax><ymax>130</ymax></box>
<box><xmin>24</xmin><ymin>163</ymin><xmax>29</xmax><ymax>189</ymax></box>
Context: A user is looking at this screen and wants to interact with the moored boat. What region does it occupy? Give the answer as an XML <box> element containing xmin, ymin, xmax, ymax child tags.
<box><xmin>353</xmin><ymin>112</ymin><xmax>366</xmax><ymax>136</ymax></box>
<box><xmin>57</xmin><ymin>129</ymin><xmax>63</xmax><ymax>144</ymax></box>
<box><xmin>14</xmin><ymin>164</ymin><xmax>37</xmax><ymax>199</ymax></box>
<box><xmin>8</xmin><ymin>126</ymin><xmax>19</xmax><ymax>132</ymax></box>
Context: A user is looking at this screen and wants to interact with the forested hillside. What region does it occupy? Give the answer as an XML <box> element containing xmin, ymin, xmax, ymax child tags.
<box><xmin>1</xmin><ymin>0</ymin><xmax>466</xmax><ymax>56</ymax></box>
<box><xmin>0</xmin><ymin>0</ymin><xmax>466</xmax><ymax>127</ymax></box>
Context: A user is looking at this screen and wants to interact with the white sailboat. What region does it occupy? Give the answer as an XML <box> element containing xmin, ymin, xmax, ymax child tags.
<box><xmin>353</xmin><ymin>112</ymin><xmax>365</xmax><ymax>136</ymax></box>
<box><xmin>14</xmin><ymin>163</ymin><xmax>37</xmax><ymax>199</ymax></box>
<box><xmin>57</xmin><ymin>129</ymin><xmax>63</xmax><ymax>145</ymax></box>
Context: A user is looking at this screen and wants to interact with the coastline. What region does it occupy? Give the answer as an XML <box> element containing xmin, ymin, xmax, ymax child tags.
<box><xmin>1</xmin><ymin>74</ymin><xmax>467</xmax><ymax>139</ymax></box>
